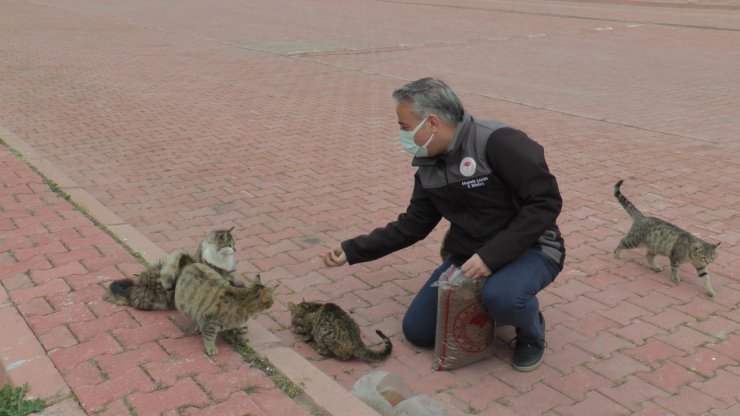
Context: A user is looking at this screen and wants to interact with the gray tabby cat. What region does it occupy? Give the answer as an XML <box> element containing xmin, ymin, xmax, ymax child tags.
<box><xmin>614</xmin><ymin>180</ymin><xmax>720</xmax><ymax>297</ymax></box>
<box><xmin>287</xmin><ymin>301</ymin><xmax>392</xmax><ymax>362</ymax></box>
<box><xmin>105</xmin><ymin>227</ymin><xmax>237</xmax><ymax>310</ymax></box>
<box><xmin>175</xmin><ymin>265</ymin><xmax>274</xmax><ymax>356</ymax></box>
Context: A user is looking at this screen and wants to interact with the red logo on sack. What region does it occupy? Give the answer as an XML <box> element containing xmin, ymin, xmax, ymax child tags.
<box><xmin>452</xmin><ymin>304</ymin><xmax>493</xmax><ymax>353</ymax></box>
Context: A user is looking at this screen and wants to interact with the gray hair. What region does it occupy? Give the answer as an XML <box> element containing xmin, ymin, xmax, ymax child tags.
<box><xmin>392</xmin><ymin>77</ymin><xmax>464</xmax><ymax>125</ymax></box>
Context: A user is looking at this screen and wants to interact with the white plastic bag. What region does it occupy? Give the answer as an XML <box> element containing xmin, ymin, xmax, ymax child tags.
<box><xmin>352</xmin><ymin>371</ymin><xmax>448</xmax><ymax>416</ymax></box>
<box><xmin>351</xmin><ymin>370</ymin><xmax>413</xmax><ymax>415</ymax></box>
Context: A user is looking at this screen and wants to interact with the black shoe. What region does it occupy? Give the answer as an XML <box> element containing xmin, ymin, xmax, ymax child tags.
<box><xmin>510</xmin><ymin>312</ymin><xmax>546</xmax><ymax>372</ymax></box>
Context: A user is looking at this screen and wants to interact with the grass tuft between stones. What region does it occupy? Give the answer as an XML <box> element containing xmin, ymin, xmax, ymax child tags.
<box><xmin>0</xmin><ymin>384</ymin><xmax>46</xmax><ymax>416</ymax></box>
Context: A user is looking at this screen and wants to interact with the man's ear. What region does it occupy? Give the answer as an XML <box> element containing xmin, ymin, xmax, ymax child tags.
<box><xmin>427</xmin><ymin>113</ymin><xmax>440</xmax><ymax>131</ymax></box>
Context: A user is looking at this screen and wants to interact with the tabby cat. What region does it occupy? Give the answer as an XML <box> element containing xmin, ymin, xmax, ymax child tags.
<box><xmin>287</xmin><ymin>301</ymin><xmax>392</xmax><ymax>362</ymax></box>
<box><xmin>175</xmin><ymin>264</ymin><xmax>274</xmax><ymax>356</ymax></box>
<box><xmin>105</xmin><ymin>227</ymin><xmax>238</xmax><ymax>310</ymax></box>
<box><xmin>614</xmin><ymin>180</ymin><xmax>720</xmax><ymax>297</ymax></box>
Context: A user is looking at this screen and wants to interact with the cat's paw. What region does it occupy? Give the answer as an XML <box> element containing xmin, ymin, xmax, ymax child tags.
<box><xmin>671</xmin><ymin>274</ymin><xmax>680</xmax><ymax>283</ymax></box>
<box><xmin>205</xmin><ymin>345</ymin><xmax>218</xmax><ymax>356</ymax></box>
<box><xmin>704</xmin><ymin>279</ymin><xmax>715</xmax><ymax>297</ymax></box>
<box><xmin>652</xmin><ymin>265</ymin><xmax>664</xmax><ymax>273</ymax></box>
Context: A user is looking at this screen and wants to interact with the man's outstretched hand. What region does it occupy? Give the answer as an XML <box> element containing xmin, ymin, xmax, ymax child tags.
<box><xmin>323</xmin><ymin>247</ymin><xmax>347</xmax><ymax>267</ymax></box>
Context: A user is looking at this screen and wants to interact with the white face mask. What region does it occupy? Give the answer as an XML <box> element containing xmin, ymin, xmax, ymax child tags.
<box><xmin>399</xmin><ymin>116</ymin><xmax>436</xmax><ymax>157</ymax></box>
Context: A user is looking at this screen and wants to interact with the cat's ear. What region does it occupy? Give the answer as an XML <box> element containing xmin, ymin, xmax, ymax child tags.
<box><xmin>254</xmin><ymin>273</ymin><xmax>262</xmax><ymax>284</ymax></box>
<box><xmin>227</xmin><ymin>226</ymin><xmax>235</xmax><ymax>233</ymax></box>
<box><xmin>713</xmin><ymin>242</ymin><xmax>721</xmax><ymax>249</ymax></box>
<box><xmin>287</xmin><ymin>302</ymin><xmax>296</xmax><ymax>311</ymax></box>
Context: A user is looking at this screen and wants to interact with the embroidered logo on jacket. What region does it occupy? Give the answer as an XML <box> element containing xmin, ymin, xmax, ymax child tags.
<box><xmin>460</xmin><ymin>157</ymin><xmax>476</xmax><ymax>177</ymax></box>
<box><xmin>462</xmin><ymin>177</ymin><xmax>488</xmax><ymax>189</ymax></box>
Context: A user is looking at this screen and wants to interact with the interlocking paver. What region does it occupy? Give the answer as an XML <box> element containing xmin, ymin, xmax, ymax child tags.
<box><xmin>599</xmin><ymin>376</ymin><xmax>671</xmax><ymax>412</ymax></box>
<box><xmin>2</xmin><ymin>0</ymin><xmax>740</xmax><ymax>414</ymax></box>
<box><xmin>30</xmin><ymin>261</ymin><xmax>88</xmax><ymax>284</ymax></box>
<box><xmin>561</xmin><ymin>311</ymin><xmax>620</xmax><ymax>338</ymax></box>
<box><xmin>9</xmin><ymin>278</ymin><xmax>70</xmax><ymax>305</ymax></box>
<box><xmin>143</xmin><ymin>354</ymin><xmax>222</xmax><ymax>387</ymax></box>
<box><xmin>74</xmin><ymin>366</ymin><xmax>156</xmax><ymax>414</ymax></box>
<box><xmin>553</xmin><ymin>390</ymin><xmax>631</xmax><ymax>416</ymax></box>
<box><xmin>545</xmin><ymin>365</ymin><xmax>614</xmax><ymax>402</ymax></box>
<box><xmin>196</xmin><ymin>367</ymin><xmax>275</xmax><ymax>402</ymax></box>
<box><xmin>505</xmin><ymin>382</ymin><xmax>574</xmax><ymax>415</ymax></box>
<box><xmin>126</xmin><ymin>377</ymin><xmax>210</xmax><ymax>416</ymax></box>
<box><xmin>26</xmin><ymin>302</ymin><xmax>95</xmax><ymax>335</ymax></box>
<box><xmin>624</xmin><ymin>339</ymin><xmax>687</xmax><ymax>366</ymax></box>
<box><xmin>38</xmin><ymin>325</ymin><xmax>79</xmax><ymax>351</ymax></box>
<box><xmin>654</xmin><ymin>385</ymin><xmax>726</xmax><ymax>415</ymax></box>
<box><xmin>451</xmin><ymin>378</ymin><xmax>518</xmax><ymax>411</ymax></box>
<box><xmin>636</xmin><ymin>360</ymin><xmax>704</xmax><ymax>394</ymax></box>
<box><xmin>15</xmin><ymin>297</ymin><xmax>54</xmax><ymax>318</ymax></box>
<box><xmin>672</xmin><ymin>346</ymin><xmax>737</xmax><ymax>378</ymax></box>
<box><xmin>49</xmin><ymin>334</ymin><xmax>123</xmax><ymax>373</ymax></box>
<box><xmin>608</xmin><ymin>319</ymin><xmax>668</xmax><ymax>345</ymax></box>
<box><xmin>587</xmin><ymin>352</ymin><xmax>651</xmax><ymax>381</ymax></box>
<box><xmin>63</xmin><ymin>361</ymin><xmax>104</xmax><ymax>391</ymax></box>
<box><xmin>182</xmin><ymin>391</ymin><xmax>266</xmax><ymax>416</ymax></box>
<box><xmin>95</xmin><ymin>342</ymin><xmax>170</xmax><ymax>379</ymax></box>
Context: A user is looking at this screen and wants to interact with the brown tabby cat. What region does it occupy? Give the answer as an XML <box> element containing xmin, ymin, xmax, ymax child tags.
<box><xmin>614</xmin><ymin>180</ymin><xmax>720</xmax><ymax>297</ymax></box>
<box><xmin>175</xmin><ymin>264</ymin><xmax>274</xmax><ymax>356</ymax></box>
<box><xmin>105</xmin><ymin>227</ymin><xmax>238</xmax><ymax>310</ymax></box>
<box><xmin>287</xmin><ymin>301</ymin><xmax>392</xmax><ymax>362</ymax></box>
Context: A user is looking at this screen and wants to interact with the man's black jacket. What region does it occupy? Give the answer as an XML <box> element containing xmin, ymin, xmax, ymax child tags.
<box><xmin>342</xmin><ymin>112</ymin><xmax>565</xmax><ymax>272</ymax></box>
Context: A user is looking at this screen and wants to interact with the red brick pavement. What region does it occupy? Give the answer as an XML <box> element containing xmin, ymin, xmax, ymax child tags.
<box><xmin>0</xmin><ymin>146</ymin><xmax>320</xmax><ymax>415</ymax></box>
<box><xmin>2</xmin><ymin>0</ymin><xmax>740</xmax><ymax>415</ymax></box>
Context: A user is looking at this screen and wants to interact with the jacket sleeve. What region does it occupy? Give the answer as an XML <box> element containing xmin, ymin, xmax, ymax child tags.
<box><xmin>341</xmin><ymin>174</ymin><xmax>442</xmax><ymax>265</ymax></box>
<box><xmin>477</xmin><ymin>128</ymin><xmax>562</xmax><ymax>271</ymax></box>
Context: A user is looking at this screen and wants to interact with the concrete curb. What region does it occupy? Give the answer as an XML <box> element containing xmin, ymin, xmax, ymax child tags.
<box><xmin>0</xmin><ymin>125</ymin><xmax>381</xmax><ymax>416</ymax></box>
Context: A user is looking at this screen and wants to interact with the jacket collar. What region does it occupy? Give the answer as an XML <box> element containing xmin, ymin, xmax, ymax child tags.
<box><xmin>411</xmin><ymin>111</ymin><xmax>472</xmax><ymax>167</ymax></box>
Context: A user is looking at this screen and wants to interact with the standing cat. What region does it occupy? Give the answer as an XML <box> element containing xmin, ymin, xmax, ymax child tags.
<box><xmin>287</xmin><ymin>301</ymin><xmax>392</xmax><ymax>362</ymax></box>
<box><xmin>175</xmin><ymin>264</ymin><xmax>274</xmax><ymax>356</ymax></box>
<box><xmin>105</xmin><ymin>227</ymin><xmax>238</xmax><ymax>310</ymax></box>
<box><xmin>614</xmin><ymin>180</ymin><xmax>720</xmax><ymax>296</ymax></box>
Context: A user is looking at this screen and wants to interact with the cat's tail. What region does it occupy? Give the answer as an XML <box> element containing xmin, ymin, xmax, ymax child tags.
<box><xmin>355</xmin><ymin>330</ymin><xmax>393</xmax><ymax>362</ymax></box>
<box><xmin>105</xmin><ymin>279</ymin><xmax>135</xmax><ymax>306</ymax></box>
<box><xmin>159</xmin><ymin>249</ymin><xmax>194</xmax><ymax>290</ymax></box>
<box><xmin>105</xmin><ymin>278</ymin><xmax>171</xmax><ymax>311</ymax></box>
<box><xmin>614</xmin><ymin>180</ymin><xmax>643</xmax><ymax>220</ymax></box>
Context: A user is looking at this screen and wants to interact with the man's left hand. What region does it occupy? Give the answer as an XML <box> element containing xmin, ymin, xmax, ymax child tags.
<box><xmin>461</xmin><ymin>254</ymin><xmax>491</xmax><ymax>280</ymax></box>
